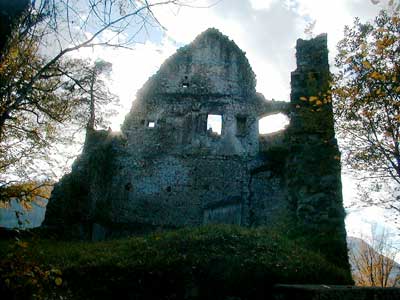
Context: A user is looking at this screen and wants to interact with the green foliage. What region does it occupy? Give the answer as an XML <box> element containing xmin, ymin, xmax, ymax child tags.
<box><xmin>0</xmin><ymin>225</ymin><xmax>352</xmax><ymax>299</ymax></box>
<box><xmin>0</xmin><ymin>237</ymin><xmax>65</xmax><ymax>299</ymax></box>
<box><xmin>333</xmin><ymin>10</ymin><xmax>400</xmax><ymax>185</ymax></box>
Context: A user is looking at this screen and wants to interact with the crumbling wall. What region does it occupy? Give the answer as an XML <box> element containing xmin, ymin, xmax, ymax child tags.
<box><xmin>43</xmin><ymin>30</ymin><xmax>349</xmax><ymax>271</ymax></box>
<box><xmin>287</xmin><ymin>34</ymin><xmax>349</xmax><ymax>270</ymax></box>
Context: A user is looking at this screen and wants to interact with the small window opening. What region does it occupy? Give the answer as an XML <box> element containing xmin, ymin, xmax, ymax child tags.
<box><xmin>147</xmin><ymin>121</ymin><xmax>155</xmax><ymax>128</ymax></box>
<box><xmin>207</xmin><ymin>114</ymin><xmax>222</xmax><ymax>135</ymax></box>
<box><xmin>258</xmin><ymin>113</ymin><xmax>289</xmax><ymax>135</ymax></box>
<box><xmin>125</xmin><ymin>182</ymin><xmax>132</xmax><ymax>191</ymax></box>
<box><xmin>236</xmin><ymin>116</ymin><xmax>247</xmax><ymax>136</ymax></box>
<box><xmin>182</xmin><ymin>76</ymin><xmax>189</xmax><ymax>88</ymax></box>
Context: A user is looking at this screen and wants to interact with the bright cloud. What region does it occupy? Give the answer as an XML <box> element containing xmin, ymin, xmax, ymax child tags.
<box><xmin>249</xmin><ymin>0</ymin><xmax>278</xmax><ymax>10</ymax></box>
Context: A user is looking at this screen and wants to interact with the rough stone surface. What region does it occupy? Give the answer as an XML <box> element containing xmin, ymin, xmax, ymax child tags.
<box><xmin>43</xmin><ymin>29</ymin><xmax>348</xmax><ymax>270</ymax></box>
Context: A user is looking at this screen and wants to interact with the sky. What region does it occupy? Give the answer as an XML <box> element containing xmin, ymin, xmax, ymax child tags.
<box><xmin>90</xmin><ymin>0</ymin><xmax>383</xmax><ymax>123</ymax></box>
<box><xmin>3</xmin><ymin>0</ymin><xmax>399</xmax><ymax>253</ymax></box>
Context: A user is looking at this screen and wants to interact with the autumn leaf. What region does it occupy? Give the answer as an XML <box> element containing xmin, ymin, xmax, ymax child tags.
<box><xmin>362</xmin><ymin>61</ymin><xmax>372</xmax><ymax>69</ymax></box>
<box><xmin>17</xmin><ymin>241</ymin><xmax>29</xmax><ymax>248</ymax></box>
<box><xmin>55</xmin><ymin>277</ymin><xmax>62</xmax><ymax>286</ymax></box>
<box><xmin>51</xmin><ymin>268</ymin><xmax>62</xmax><ymax>276</ymax></box>
<box><xmin>369</xmin><ymin>71</ymin><xmax>381</xmax><ymax>80</ymax></box>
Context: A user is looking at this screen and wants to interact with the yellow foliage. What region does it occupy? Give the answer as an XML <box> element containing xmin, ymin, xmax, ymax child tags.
<box><xmin>369</xmin><ymin>71</ymin><xmax>385</xmax><ymax>81</ymax></box>
<box><xmin>0</xmin><ymin>181</ymin><xmax>53</xmax><ymax>204</ymax></box>
<box><xmin>300</xmin><ymin>96</ymin><xmax>307</xmax><ymax>101</ymax></box>
<box><xmin>362</xmin><ymin>61</ymin><xmax>372</xmax><ymax>69</ymax></box>
<box><xmin>316</xmin><ymin>100</ymin><xmax>323</xmax><ymax>106</ymax></box>
<box><xmin>51</xmin><ymin>268</ymin><xmax>62</xmax><ymax>276</ymax></box>
<box><xmin>369</xmin><ymin>71</ymin><xmax>380</xmax><ymax>79</ymax></box>
<box><xmin>309</xmin><ymin>96</ymin><xmax>318</xmax><ymax>102</ymax></box>
<box><xmin>345</xmin><ymin>57</ymin><xmax>353</xmax><ymax>63</ymax></box>
<box><xmin>16</xmin><ymin>241</ymin><xmax>29</xmax><ymax>249</ymax></box>
<box><xmin>54</xmin><ymin>277</ymin><xmax>62</xmax><ymax>286</ymax></box>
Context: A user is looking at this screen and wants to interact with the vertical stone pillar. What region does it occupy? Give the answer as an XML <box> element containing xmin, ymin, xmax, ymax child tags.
<box><xmin>287</xmin><ymin>34</ymin><xmax>350</xmax><ymax>271</ymax></box>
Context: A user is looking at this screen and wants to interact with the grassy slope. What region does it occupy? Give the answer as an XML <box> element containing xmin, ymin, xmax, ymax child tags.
<box><xmin>0</xmin><ymin>225</ymin><xmax>352</xmax><ymax>299</ymax></box>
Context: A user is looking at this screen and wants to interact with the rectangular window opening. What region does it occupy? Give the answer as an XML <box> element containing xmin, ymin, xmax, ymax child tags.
<box><xmin>236</xmin><ymin>116</ymin><xmax>247</xmax><ymax>136</ymax></box>
<box><xmin>207</xmin><ymin>114</ymin><xmax>222</xmax><ymax>135</ymax></box>
<box><xmin>147</xmin><ymin>121</ymin><xmax>155</xmax><ymax>128</ymax></box>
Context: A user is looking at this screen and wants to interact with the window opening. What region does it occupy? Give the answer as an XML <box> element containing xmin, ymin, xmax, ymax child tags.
<box><xmin>207</xmin><ymin>114</ymin><xmax>222</xmax><ymax>135</ymax></box>
<box><xmin>258</xmin><ymin>113</ymin><xmax>289</xmax><ymax>135</ymax></box>
<box><xmin>147</xmin><ymin>121</ymin><xmax>155</xmax><ymax>128</ymax></box>
<box><xmin>236</xmin><ymin>116</ymin><xmax>247</xmax><ymax>136</ymax></box>
<box><xmin>182</xmin><ymin>76</ymin><xmax>189</xmax><ymax>88</ymax></box>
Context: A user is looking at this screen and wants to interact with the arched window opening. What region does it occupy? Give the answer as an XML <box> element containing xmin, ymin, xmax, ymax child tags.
<box><xmin>207</xmin><ymin>114</ymin><xmax>222</xmax><ymax>135</ymax></box>
<box><xmin>258</xmin><ymin>113</ymin><xmax>289</xmax><ymax>135</ymax></box>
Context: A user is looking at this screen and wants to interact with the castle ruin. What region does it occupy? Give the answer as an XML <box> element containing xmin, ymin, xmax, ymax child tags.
<box><xmin>43</xmin><ymin>29</ymin><xmax>349</xmax><ymax>269</ymax></box>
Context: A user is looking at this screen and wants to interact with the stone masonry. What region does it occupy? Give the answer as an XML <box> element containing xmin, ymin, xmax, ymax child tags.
<box><xmin>43</xmin><ymin>29</ymin><xmax>349</xmax><ymax>270</ymax></box>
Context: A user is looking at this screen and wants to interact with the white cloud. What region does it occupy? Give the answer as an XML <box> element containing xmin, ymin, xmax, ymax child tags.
<box><xmin>249</xmin><ymin>0</ymin><xmax>278</xmax><ymax>10</ymax></box>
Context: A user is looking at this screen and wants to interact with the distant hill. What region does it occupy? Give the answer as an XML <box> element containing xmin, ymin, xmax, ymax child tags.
<box><xmin>347</xmin><ymin>236</ymin><xmax>400</xmax><ymax>287</ymax></box>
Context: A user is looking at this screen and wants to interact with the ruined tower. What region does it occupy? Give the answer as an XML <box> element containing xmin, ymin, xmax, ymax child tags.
<box><xmin>44</xmin><ymin>29</ymin><xmax>348</xmax><ymax>270</ymax></box>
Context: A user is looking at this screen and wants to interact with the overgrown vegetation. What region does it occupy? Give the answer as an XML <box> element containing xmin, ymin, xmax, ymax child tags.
<box><xmin>0</xmin><ymin>225</ymin><xmax>352</xmax><ymax>299</ymax></box>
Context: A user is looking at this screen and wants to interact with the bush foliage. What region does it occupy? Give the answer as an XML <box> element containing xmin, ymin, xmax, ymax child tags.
<box><xmin>0</xmin><ymin>225</ymin><xmax>352</xmax><ymax>299</ymax></box>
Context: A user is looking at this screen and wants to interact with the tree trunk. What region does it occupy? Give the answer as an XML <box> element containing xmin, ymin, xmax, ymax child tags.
<box><xmin>87</xmin><ymin>70</ymin><xmax>96</xmax><ymax>130</ymax></box>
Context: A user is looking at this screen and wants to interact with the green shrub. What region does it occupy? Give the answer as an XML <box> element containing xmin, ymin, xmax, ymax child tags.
<box><xmin>0</xmin><ymin>225</ymin><xmax>352</xmax><ymax>299</ymax></box>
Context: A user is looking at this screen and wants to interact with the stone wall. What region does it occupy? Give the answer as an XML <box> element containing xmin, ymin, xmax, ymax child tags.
<box><xmin>287</xmin><ymin>34</ymin><xmax>349</xmax><ymax>270</ymax></box>
<box><xmin>43</xmin><ymin>29</ymin><xmax>349</xmax><ymax>271</ymax></box>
